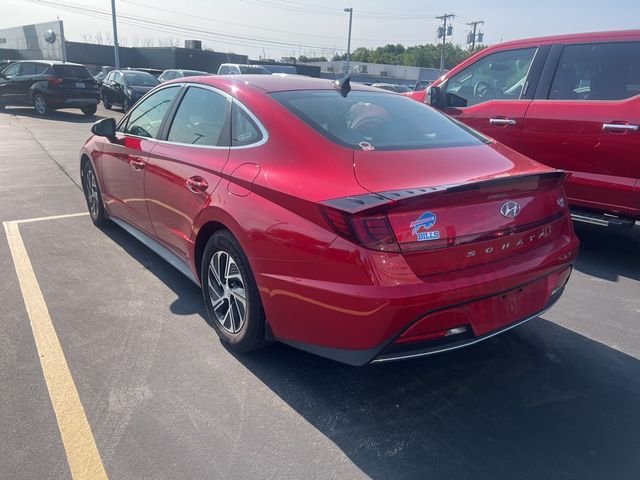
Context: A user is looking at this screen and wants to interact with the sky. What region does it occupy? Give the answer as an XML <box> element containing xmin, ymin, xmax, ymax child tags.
<box><xmin>3</xmin><ymin>0</ymin><xmax>640</xmax><ymax>60</ymax></box>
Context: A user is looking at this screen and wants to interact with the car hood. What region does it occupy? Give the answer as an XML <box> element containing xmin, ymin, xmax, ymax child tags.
<box><xmin>353</xmin><ymin>142</ymin><xmax>552</xmax><ymax>194</ymax></box>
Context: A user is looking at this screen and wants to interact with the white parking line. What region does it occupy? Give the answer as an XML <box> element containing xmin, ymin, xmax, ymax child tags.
<box><xmin>3</xmin><ymin>214</ymin><xmax>107</xmax><ymax>480</ymax></box>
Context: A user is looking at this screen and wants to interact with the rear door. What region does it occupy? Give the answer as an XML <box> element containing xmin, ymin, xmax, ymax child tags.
<box><xmin>522</xmin><ymin>41</ymin><xmax>640</xmax><ymax>217</ymax></box>
<box><xmin>145</xmin><ymin>84</ymin><xmax>231</xmax><ymax>258</ymax></box>
<box><xmin>441</xmin><ymin>46</ymin><xmax>545</xmax><ymax>150</ymax></box>
<box><xmin>99</xmin><ymin>85</ymin><xmax>181</xmax><ymax>234</ymax></box>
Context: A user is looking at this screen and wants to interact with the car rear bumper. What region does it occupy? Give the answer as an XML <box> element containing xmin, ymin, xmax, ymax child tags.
<box><xmin>258</xmin><ymin>229</ymin><xmax>579</xmax><ymax>366</ymax></box>
<box><xmin>61</xmin><ymin>98</ymin><xmax>100</xmax><ymax>106</ymax></box>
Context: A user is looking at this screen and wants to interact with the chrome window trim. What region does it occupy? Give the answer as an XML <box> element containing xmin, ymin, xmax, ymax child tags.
<box><xmin>157</xmin><ymin>82</ymin><xmax>269</xmax><ymax>150</ymax></box>
<box><xmin>116</xmin><ymin>82</ymin><xmax>185</xmax><ymax>134</ymax></box>
<box><xmin>115</xmin><ymin>81</ymin><xmax>269</xmax><ymax>150</ymax></box>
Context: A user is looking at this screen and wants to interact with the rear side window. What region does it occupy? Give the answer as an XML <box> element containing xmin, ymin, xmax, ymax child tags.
<box><xmin>445</xmin><ymin>48</ymin><xmax>537</xmax><ymax>107</ymax></box>
<box><xmin>272</xmin><ymin>90</ymin><xmax>486</xmax><ymax>151</ymax></box>
<box><xmin>21</xmin><ymin>63</ymin><xmax>37</xmax><ymax>75</ymax></box>
<box><xmin>167</xmin><ymin>87</ymin><xmax>229</xmax><ymax>146</ymax></box>
<box><xmin>232</xmin><ymin>103</ymin><xmax>263</xmax><ymax>146</ymax></box>
<box><xmin>35</xmin><ymin>63</ymin><xmax>49</xmax><ymax>74</ymax></box>
<box><xmin>53</xmin><ymin>64</ymin><xmax>92</xmax><ymax>79</ymax></box>
<box><xmin>121</xmin><ymin>86</ymin><xmax>179</xmax><ymax>138</ymax></box>
<box><xmin>549</xmin><ymin>42</ymin><xmax>640</xmax><ymax>101</ymax></box>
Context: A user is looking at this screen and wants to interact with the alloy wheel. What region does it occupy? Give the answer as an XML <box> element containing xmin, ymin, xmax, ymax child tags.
<box><xmin>207</xmin><ymin>251</ymin><xmax>247</xmax><ymax>334</ymax></box>
<box><xmin>86</xmin><ymin>169</ymin><xmax>99</xmax><ymax>218</ymax></box>
<box><xmin>34</xmin><ymin>95</ymin><xmax>47</xmax><ymax>114</ymax></box>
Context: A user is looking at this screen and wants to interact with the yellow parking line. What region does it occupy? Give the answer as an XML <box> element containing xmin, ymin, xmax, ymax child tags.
<box><xmin>3</xmin><ymin>220</ymin><xmax>108</xmax><ymax>480</ymax></box>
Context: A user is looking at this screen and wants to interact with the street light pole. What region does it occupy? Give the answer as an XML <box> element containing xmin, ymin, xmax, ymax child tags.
<box><xmin>344</xmin><ymin>7</ymin><xmax>353</xmax><ymax>75</ymax></box>
<box><xmin>111</xmin><ymin>0</ymin><xmax>121</xmax><ymax>69</ymax></box>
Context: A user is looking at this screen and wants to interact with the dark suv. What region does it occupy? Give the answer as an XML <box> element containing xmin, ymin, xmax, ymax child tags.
<box><xmin>0</xmin><ymin>61</ymin><xmax>99</xmax><ymax>115</ymax></box>
<box><xmin>101</xmin><ymin>70</ymin><xmax>160</xmax><ymax>112</ymax></box>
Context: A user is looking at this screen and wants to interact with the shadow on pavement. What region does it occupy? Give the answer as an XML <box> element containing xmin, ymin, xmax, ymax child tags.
<box><xmin>235</xmin><ymin>320</ymin><xmax>640</xmax><ymax>480</ymax></box>
<box><xmin>100</xmin><ymin>223</ymin><xmax>207</xmax><ymax>318</ymax></box>
<box><xmin>101</xmin><ymin>218</ymin><xmax>640</xmax><ymax>479</ymax></box>
<box><xmin>573</xmin><ymin>221</ymin><xmax>640</xmax><ymax>282</ymax></box>
<box><xmin>0</xmin><ymin>107</ymin><xmax>107</xmax><ymax>123</ymax></box>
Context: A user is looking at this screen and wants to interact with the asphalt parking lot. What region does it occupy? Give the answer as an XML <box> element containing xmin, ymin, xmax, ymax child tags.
<box><xmin>1</xmin><ymin>105</ymin><xmax>639</xmax><ymax>480</ymax></box>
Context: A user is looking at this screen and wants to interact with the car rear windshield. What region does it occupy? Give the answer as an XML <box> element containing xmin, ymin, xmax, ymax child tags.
<box><xmin>123</xmin><ymin>72</ymin><xmax>159</xmax><ymax>86</ymax></box>
<box><xmin>52</xmin><ymin>64</ymin><xmax>92</xmax><ymax>79</ymax></box>
<box><xmin>271</xmin><ymin>90</ymin><xmax>487</xmax><ymax>151</ymax></box>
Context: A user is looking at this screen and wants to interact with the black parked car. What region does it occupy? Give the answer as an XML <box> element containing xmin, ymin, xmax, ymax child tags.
<box><xmin>101</xmin><ymin>69</ymin><xmax>160</xmax><ymax>112</ymax></box>
<box><xmin>157</xmin><ymin>69</ymin><xmax>212</xmax><ymax>82</ymax></box>
<box><xmin>0</xmin><ymin>61</ymin><xmax>99</xmax><ymax>115</ymax></box>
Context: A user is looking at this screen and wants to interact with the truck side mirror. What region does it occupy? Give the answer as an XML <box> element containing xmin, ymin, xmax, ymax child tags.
<box><xmin>426</xmin><ymin>85</ymin><xmax>443</xmax><ymax>108</ymax></box>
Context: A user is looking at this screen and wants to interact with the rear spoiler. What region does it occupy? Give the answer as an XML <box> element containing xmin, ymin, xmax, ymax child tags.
<box><xmin>321</xmin><ymin>171</ymin><xmax>568</xmax><ymax>214</ymax></box>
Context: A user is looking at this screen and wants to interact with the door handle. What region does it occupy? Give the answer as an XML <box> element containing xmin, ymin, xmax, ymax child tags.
<box><xmin>186</xmin><ymin>176</ymin><xmax>209</xmax><ymax>193</ymax></box>
<box><xmin>129</xmin><ymin>157</ymin><xmax>146</xmax><ymax>171</ymax></box>
<box><xmin>489</xmin><ymin>118</ymin><xmax>517</xmax><ymax>126</ymax></box>
<box><xmin>602</xmin><ymin>123</ymin><xmax>639</xmax><ymax>132</ymax></box>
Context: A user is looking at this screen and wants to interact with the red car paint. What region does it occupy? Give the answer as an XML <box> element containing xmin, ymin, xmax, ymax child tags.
<box><xmin>81</xmin><ymin>75</ymin><xmax>578</xmax><ymax>365</ymax></box>
<box><xmin>404</xmin><ymin>30</ymin><xmax>640</xmax><ymax>221</ymax></box>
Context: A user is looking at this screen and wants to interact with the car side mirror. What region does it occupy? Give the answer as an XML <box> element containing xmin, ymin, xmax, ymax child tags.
<box><xmin>426</xmin><ymin>85</ymin><xmax>443</xmax><ymax>108</ymax></box>
<box><xmin>91</xmin><ymin>117</ymin><xmax>117</xmax><ymax>141</ymax></box>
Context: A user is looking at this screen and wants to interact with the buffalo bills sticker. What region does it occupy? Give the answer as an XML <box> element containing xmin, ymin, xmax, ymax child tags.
<box><xmin>410</xmin><ymin>211</ymin><xmax>441</xmax><ymax>241</ymax></box>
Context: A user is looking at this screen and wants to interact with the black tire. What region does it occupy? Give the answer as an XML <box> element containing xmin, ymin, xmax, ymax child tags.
<box><xmin>81</xmin><ymin>104</ymin><xmax>97</xmax><ymax>116</ymax></box>
<box><xmin>0</xmin><ymin>103</ymin><xmax>5</xmax><ymax>111</ymax></box>
<box><xmin>201</xmin><ymin>231</ymin><xmax>266</xmax><ymax>352</ymax></box>
<box><xmin>102</xmin><ymin>94</ymin><xmax>111</xmax><ymax>110</ymax></box>
<box><xmin>122</xmin><ymin>98</ymin><xmax>130</xmax><ymax>113</ymax></box>
<box><xmin>82</xmin><ymin>162</ymin><xmax>109</xmax><ymax>227</ymax></box>
<box><xmin>33</xmin><ymin>93</ymin><xmax>51</xmax><ymax>115</ymax></box>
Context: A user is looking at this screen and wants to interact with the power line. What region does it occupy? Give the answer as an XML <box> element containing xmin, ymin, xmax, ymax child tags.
<box><xmin>28</xmin><ymin>0</ymin><xmax>346</xmax><ymax>54</ymax></box>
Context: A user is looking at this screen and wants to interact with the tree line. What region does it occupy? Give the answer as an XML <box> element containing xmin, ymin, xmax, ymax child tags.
<box><xmin>299</xmin><ymin>43</ymin><xmax>485</xmax><ymax>70</ymax></box>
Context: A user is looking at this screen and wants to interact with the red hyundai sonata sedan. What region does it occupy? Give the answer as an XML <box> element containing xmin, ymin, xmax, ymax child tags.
<box><xmin>80</xmin><ymin>75</ymin><xmax>579</xmax><ymax>365</ymax></box>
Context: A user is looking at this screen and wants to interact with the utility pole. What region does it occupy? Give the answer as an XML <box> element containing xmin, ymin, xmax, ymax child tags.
<box><xmin>436</xmin><ymin>13</ymin><xmax>455</xmax><ymax>75</ymax></box>
<box><xmin>111</xmin><ymin>0</ymin><xmax>121</xmax><ymax>69</ymax></box>
<box><xmin>466</xmin><ymin>20</ymin><xmax>484</xmax><ymax>51</ymax></box>
<box><xmin>344</xmin><ymin>7</ymin><xmax>353</xmax><ymax>75</ymax></box>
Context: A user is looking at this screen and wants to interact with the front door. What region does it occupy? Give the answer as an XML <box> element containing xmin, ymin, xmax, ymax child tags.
<box><xmin>441</xmin><ymin>47</ymin><xmax>540</xmax><ymax>151</ymax></box>
<box><xmin>145</xmin><ymin>85</ymin><xmax>231</xmax><ymax>259</ymax></box>
<box><xmin>99</xmin><ymin>85</ymin><xmax>181</xmax><ymax>234</ymax></box>
<box><xmin>521</xmin><ymin>41</ymin><xmax>640</xmax><ymax>217</ymax></box>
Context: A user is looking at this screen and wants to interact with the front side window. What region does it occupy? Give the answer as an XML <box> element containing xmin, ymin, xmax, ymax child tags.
<box><xmin>549</xmin><ymin>42</ymin><xmax>640</xmax><ymax>101</ymax></box>
<box><xmin>445</xmin><ymin>48</ymin><xmax>537</xmax><ymax>107</ymax></box>
<box><xmin>120</xmin><ymin>86</ymin><xmax>179</xmax><ymax>138</ymax></box>
<box><xmin>272</xmin><ymin>90</ymin><xmax>486</xmax><ymax>151</ymax></box>
<box><xmin>2</xmin><ymin>63</ymin><xmax>21</xmax><ymax>77</ymax></box>
<box><xmin>113</xmin><ymin>72</ymin><xmax>122</xmax><ymax>83</ymax></box>
<box><xmin>167</xmin><ymin>87</ymin><xmax>229</xmax><ymax>146</ymax></box>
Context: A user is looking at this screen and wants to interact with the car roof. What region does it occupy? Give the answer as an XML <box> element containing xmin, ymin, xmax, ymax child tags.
<box><xmin>12</xmin><ymin>60</ymin><xmax>86</xmax><ymax>66</ymax></box>
<box><xmin>494</xmin><ymin>29</ymin><xmax>640</xmax><ymax>49</ymax></box>
<box><xmin>193</xmin><ymin>74</ymin><xmax>384</xmax><ymax>93</ymax></box>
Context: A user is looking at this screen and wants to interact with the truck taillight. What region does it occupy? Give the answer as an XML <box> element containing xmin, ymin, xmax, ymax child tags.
<box><xmin>45</xmin><ymin>76</ymin><xmax>63</xmax><ymax>87</ymax></box>
<box><xmin>321</xmin><ymin>207</ymin><xmax>400</xmax><ymax>253</ymax></box>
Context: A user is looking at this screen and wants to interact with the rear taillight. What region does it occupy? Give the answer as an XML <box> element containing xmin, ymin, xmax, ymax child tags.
<box><xmin>321</xmin><ymin>207</ymin><xmax>400</xmax><ymax>252</ymax></box>
<box><xmin>45</xmin><ymin>75</ymin><xmax>63</xmax><ymax>87</ymax></box>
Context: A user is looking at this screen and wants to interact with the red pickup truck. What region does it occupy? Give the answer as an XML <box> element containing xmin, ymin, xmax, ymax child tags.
<box><xmin>406</xmin><ymin>30</ymin><xmax>640</xmax><ymax>227</ymax></box>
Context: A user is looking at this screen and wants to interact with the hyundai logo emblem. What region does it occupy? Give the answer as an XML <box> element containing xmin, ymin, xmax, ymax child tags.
<box><xmin>500</xmin><ymin>201</ymin><xmax>521</xmax><ymax>218</ymax></box>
